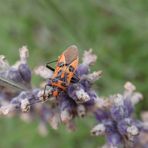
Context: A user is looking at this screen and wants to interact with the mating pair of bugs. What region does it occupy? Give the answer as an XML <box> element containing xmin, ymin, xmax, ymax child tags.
<box><xmin>0</xmin><ymin>45</ymin><xmax>80</xmax><ymax>99</ymax></box>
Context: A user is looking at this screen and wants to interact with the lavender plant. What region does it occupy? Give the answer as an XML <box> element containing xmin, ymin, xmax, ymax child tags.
<box><xmin>0</xmin><ymin>46</ymin><xmax>147</xmax><ymax>148</ymax></box>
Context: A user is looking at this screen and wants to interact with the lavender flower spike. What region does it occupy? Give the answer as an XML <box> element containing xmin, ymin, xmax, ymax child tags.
<box><xmin>0</xmin><ymin>45</ymin><xmax>146</xmax><ymax>147</ymax></box>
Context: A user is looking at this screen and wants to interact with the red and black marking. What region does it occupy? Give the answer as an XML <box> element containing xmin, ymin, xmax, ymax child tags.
<box><xmin>44</xmin><ymin>45</ymin><xmax>80</xmax><ymax>97</ymax></box>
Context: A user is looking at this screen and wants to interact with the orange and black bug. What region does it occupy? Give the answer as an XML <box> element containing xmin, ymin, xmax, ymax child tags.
<box><xmin>43</xmin><ymin>45</ymin><xmax>79</xmax><ymax>98</ymax></box>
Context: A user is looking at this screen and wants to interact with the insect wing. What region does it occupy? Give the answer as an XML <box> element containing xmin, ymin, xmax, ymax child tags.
<box><xmin>54</xmin><ymin>45</ymin><xmax>79</xmax><ymax>83</ymax></box>
<box><xmin>63</xmin><ymin>45</ymin><xmax>79</xmax><ymax>65</ymax></box>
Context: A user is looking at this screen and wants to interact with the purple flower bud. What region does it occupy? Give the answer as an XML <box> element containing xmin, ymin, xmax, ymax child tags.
<box><xmin>9</xmin><ymin>91</ymin><xmax>32</xmax><ymax>110</ymax></box>
<box><xmin>68</xmin><ymin>84</ymin><xmax>90</xmax><ymax>104</ymax></box>
<box><xmin>10</xmin><ymin>97</ymin><xmax>21</xmax><ymax>109</ymax></box>
<box><xmin>58</xmin><ymin>92</ymin><xmax>76</xmax><ymax>123</ymax></box>
<box><xmin>59</xmin><ymin>93</ymin><xmax>76</xmax><ymax>111</ymax></box>
<box><xmin>76</xmin><ymin>64</ymin><xmax>89</xmax><ymax>76</ymax></box>
<box><xmin>18</xmin><ymin>64</ymin><xmax>31</xmax><ymax>83</ymax></box>
<box><xmin>124</xmin><ymin>99</ymin><xmax>133</xmax><ymax>116</ymax></box>
<box><xmin>94</xmin><ymin>109</ymin><xmax>110</xmax><ymax>122</ymax></box>
<box><xmin>7</xmin><ymin>68</ymin><xmax>24</xmax><ymax>83</ymax></box>
<box><xmin>85</xmin><ymin>90</ymin><xmax>97</xmax><ymax>105</ymax></box>
<box><xmin>103</xmin><ymin>120</ymin><xmax>117</xmax><ymax>134</ymax></box>
<box><xmin>68</xmin><ymin>84</ymin><xmax>79</xmax><ymax>98</ymax></box>
<box><xmin>84</xmin><ymin>99</ymin><xmax>95</xmax><ymax>107</ymax></box>
<box><xmin>75</xmin><ymin>89</ymin><xmax>90</xmax><ymax>103</ymax></box>
<box><xmin>32</xmin><ymin>88</ymin><xmax>40</xmax><ymax>97</ymax></box>
<box><xmin>77</xmin><ymin>104</ymin><xmax>86</xmax><ymax>117</ymax></box>
<box><xmin>118</xmin><ymin>119</ymin><xmax>130</xmax><ymax>136</ymax></box>
<box><xmin>110</xmin><ymin>105</ymin><xmax>130</xmax><ymax>122</ymax></box>
<box><xmin>106</xmin><ymin>133</ymin><xmax>122</xmax><ymax>147</ymax></box>
<box><xmin>117</xmin><ymin>118</ymin><xmax>141</xmax><ymax>137</ymax></box>
<box><xmin>9</xmin><ymin>90</ymin><xmax>42</xmax><ymax>110</ymax></box>
<box><xmin>79</xmin><ymin>79</ymin><xmax>91</xmax><ymax>90</ymax></box>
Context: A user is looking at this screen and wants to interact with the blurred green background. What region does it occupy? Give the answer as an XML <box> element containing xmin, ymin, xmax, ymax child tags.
<box><xmin>0</xmin><ymin>0</ymin><xmax>148</xmax><ymax>147</ymax></box>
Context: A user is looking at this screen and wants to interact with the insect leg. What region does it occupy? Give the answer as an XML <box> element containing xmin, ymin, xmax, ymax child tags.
<box><xmin>70</xmin><ymin>78</ymin><xmax>78</xmax><ymax>83</ymax></box>
<box><xmin>46</xmin><ymin>60</ymin><xmax>57</xmax><ymax>71</ymax></box>
<box><xmin>43</xmin><ymin>84</ymin><xmax>50</xmax><ymax>101</ymax></box>
<box><xmin>73</xmin><ymin>73</ymin><xmax>80</xmax><ymax>81</ymax></box>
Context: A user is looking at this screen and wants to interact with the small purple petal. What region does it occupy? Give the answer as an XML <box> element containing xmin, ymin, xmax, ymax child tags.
<box><xmin>110</xmin><ymin>105</ymin><xmax>130</xmax><ymax>122</ymax></box>
<box><xmin>67</xmin><ymin>84</ymin><xmax>78</xmax><ymax>99</ymax></box>
<box><xmin>103</xmin><ymin>120</ymin><xmax>117</xmax><ymax>134</ymax></box>
<box><xmin>117</xmin><ymin>118</ymin><xmax>130</xmax><ymax>135</ymax></box>
<box><xmin>124</xmin><ymin>99</ymin><xmax>133</xmax><ymax>116</ymax></box>
<box><xmin>84</xmin><ymin>90</ymin><xmax>96</xmax><ymax>106</ymax></box>
<box><xmin>79</xmin><ymin>79</ymin><xmax>91</xmax><ymax>90</ymax></box>
<box><xmin>117</xmin><ymin>118</ymin><xmax>141</xmax><ymax>136</ymax></box>
<box><xmin>18</xmin><ymin>64</ymin><xmax>31</xmax><ymax>83</ymax></box>
<box><xmin>67</xmin><ymin>84</ymin><xmax>90</xmax><ymax>103</ymax></box>
<box><xmin>7</xmin><ymin>68</ymin><xmax>24</xmax><ymax>83</ymax></box>
<box><xmin>58</xmin><ymin>92</ymin><xmax>76</xmax><ymax>123</ymax></box>
<box><xmin>94</xmin><ymin>109</ymin><xmax>110</xmax><ymax>122</ymax></box>
<box><xmin>106</xmin><ymin>133</ymin><xmax>122</xmax><ymax>146</ymax></box>
<box><xmin>58</xmin><ymin>92</ymin><xmax>76</xmax><ymax>111</ymax></box>
<box><xmin>76</xmin><ymin>64</ymin><xmax>89</xmax><ymax>76</ymax></box>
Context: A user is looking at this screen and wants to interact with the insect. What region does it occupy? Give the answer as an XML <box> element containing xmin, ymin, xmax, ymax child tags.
<box><xmin>43</xmin><ymin>45</ymin><xmax>80</xmax><ymax>98</ymax></box>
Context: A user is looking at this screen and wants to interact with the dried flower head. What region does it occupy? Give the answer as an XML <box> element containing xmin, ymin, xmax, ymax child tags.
<box><xmin>34</xmin><ymin>66</ymin><xmax>53</xmax><ymax>79</ymax></box>
<box><xmin>124</xmin><ymin>81</ymin><xmax>136</xmax><ymax>92</ymax></box>
<box><xmin>19</xmin><ymin>46</ymin><xmax>29</xmax><ymax>63</ymax></box>
<box><xmin>82</xmin><ymin>49</ymin><xmax>97</xmax><ymax>65</ymax></box>
<box><xmin>91</xmin><ymin>123</ymin><xmax>106</xmax><ymax>136</ymax></box>
<box><xmin>20</xmin><ymin>98</ymin><xmax>30</xmax><ymax>112</ymax></box>
<box><xmin>0</xmin><ymin>55</ymin><xmax>9</xmax><ymax>71</ymax></box>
